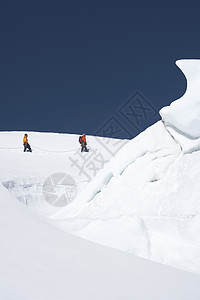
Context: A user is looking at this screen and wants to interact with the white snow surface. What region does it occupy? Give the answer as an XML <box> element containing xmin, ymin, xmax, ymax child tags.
<box><xmin>160</xmin><ymin>59</ymin><xmax>200</xmax><ymax>138</ymax></box>
<box><xmin>1</xmin><ymin>184</ymin><xmax>200</xmax><ymax>300</ymax></box>
<box><xmin>1</xmin><ymin>59</ymin><xmax>200</xmax><ymax>298</ymax></box>
<box><xmin>53</xmin><ymin>121</ymin><xmax>200</xmax><ymax>274</ymax></box>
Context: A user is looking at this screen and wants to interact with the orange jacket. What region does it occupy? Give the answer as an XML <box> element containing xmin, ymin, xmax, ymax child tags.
<box><xmin>23</xmin><ymin>136</ymin><xmax>28</xmax><ymax>144</ymax></box>
<box><xmin>82</xmin><ymin>135</ymin><xmax>86</xmax><ymax>143</ymax></box>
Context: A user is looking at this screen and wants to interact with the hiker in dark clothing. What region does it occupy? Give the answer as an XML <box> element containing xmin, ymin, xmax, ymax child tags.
<box><xmin>79</xmin><ymin>134</ymin><xmax>88</xmax><ymax>152</ymax></box>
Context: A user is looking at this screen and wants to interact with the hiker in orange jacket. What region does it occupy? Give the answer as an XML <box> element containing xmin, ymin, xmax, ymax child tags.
<box><xmin>79</xmin><ymin>134</ymin><xmax>88</xmax><ymax>152</ymax></box>
<box><xmin>23</xmin><ymin>134</ymin><xmax>32</xmax><ymax>152</ymax></box>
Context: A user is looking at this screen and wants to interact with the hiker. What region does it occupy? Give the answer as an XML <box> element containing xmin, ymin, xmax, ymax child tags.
<box><xmin>79</xmin><ymin>134</ymin><xmax>88</xmax><ymax>152</ymax></box>
<box><xmin>23</xmin><ymin>134</ymin><xmax>32</xmax><ymax>152</ymax></box>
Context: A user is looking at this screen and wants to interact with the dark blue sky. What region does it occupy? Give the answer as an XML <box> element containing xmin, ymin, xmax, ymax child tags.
<box><xmin>1</xmin><ymin>0</ymin><xmax>200</xmax><ymax>138</ymax></box>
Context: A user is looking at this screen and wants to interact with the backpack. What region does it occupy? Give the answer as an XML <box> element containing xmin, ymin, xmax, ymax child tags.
<box><xmin>79</xmin><ymin>136</ymin><xmax>83</xmax><ymax>144</ymax></box>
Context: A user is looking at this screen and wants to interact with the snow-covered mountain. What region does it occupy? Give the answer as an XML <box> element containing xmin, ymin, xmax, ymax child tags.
<box><xmin>52</xmin><ymin>60</ymin><xmax>200</xmax><ymax>274</ymax></box>
<box><xmin>1</xmin><ymin>59</ymin><xmax>200</xmax><ymax>299</ymax></box>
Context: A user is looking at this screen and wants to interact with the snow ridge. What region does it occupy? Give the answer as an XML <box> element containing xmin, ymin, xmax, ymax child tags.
<box><xmin>160</xmin><ymin>60</ymin><xmax>200</xmax><ymax>139</ymax></box>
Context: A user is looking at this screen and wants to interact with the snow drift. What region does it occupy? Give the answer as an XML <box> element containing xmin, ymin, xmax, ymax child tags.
<box><xmin>1</xmin><ymin>183</ymin><xmax>200</xmax><ymax>300</ymax></box>
<box><xmin>160</xmin><ymin>59</ymin><xmax>200</xmax><ymax>139</ymax></box>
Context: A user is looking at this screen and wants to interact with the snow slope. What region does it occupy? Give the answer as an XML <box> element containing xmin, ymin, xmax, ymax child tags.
<box><xmin>54</xmin><ymin>121</ymin><xmax>200</xmax><ymax>273</ymax></box>
<box><xmin>0</xmin><ymin>132</ymin><xmax>126</xmax><ymax>216</ymax></box>
<box><xmin>1</xmin><ymin>183</ymin><xmax>200</xmax><ymax>300</ymax></box>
